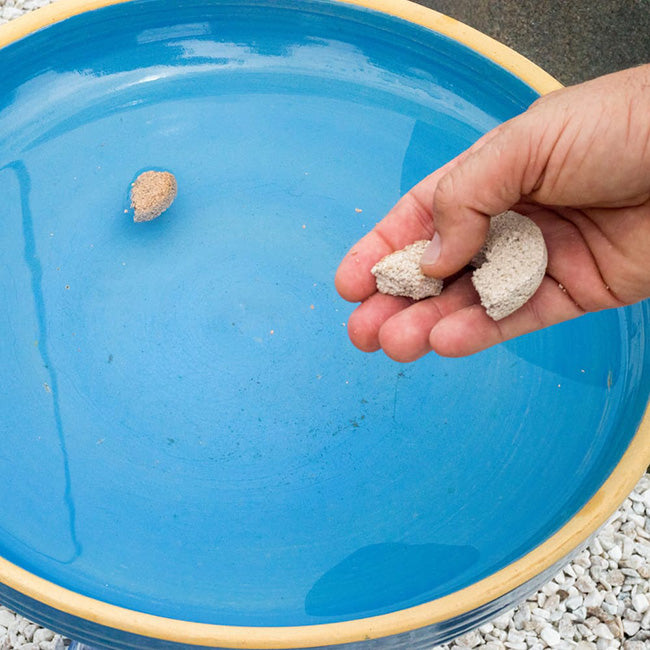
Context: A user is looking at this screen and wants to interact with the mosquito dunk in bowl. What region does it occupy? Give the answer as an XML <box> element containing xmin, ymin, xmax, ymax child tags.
<box><xmin>130</xmin><ymin>170</ymin><xmax>177</xmax><ymax>222</ymax></box>
<box><xmin>0</xmin><ymin>1</ymin><xmax>648</xmax><ymax>649</ymax></box>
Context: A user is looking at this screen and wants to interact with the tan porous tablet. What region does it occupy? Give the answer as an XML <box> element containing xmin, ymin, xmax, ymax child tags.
<box><xmin>471</xmin><ymin>210</ymin><xmax>548</xmax><ymax>321</ymax></box>
<box><xmin>371</xmin><ymin>240</ymin><xmax>443</xmax><ymax>300</ymax></box>
<box><xmin>130</xmin><ymin>170</ymin><xmax>177</xmax><ymax>222</ymax></box>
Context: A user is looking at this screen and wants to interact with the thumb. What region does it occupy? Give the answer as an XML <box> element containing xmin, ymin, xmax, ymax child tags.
<box><xmin>420</xmin><ymin>113</ymin><xmax>545</xmax><ymax>278</ymax></box>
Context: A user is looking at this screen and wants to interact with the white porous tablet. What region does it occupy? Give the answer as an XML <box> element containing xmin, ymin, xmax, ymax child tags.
<box><xmin>371</xmin><ymin>240</ymin><xmax>443</xmax><ymax>300</ymax></box>
<box><xmin>471</xmin><ymin>210</ymin><xmax>548</xmax><ymax>320</ymax></box>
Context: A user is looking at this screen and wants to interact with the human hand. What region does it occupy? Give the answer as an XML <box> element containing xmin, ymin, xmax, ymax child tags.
<box><xmin>335</xmin><ymin>65</ymin><xmax>650</xmax><ymax>360</ymax></box>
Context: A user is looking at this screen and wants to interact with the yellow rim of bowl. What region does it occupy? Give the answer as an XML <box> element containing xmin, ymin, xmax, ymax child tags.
<box><xmin>0</xmin><ymin>0</ymin><xmax>645</xmax><ymax>648</ymax></box>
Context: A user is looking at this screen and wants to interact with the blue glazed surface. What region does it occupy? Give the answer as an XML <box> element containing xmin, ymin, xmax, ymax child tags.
<box><xmin>0</xmin><ymin>0</ymin><xmax>648</xmax><ymax>636</ymax></box>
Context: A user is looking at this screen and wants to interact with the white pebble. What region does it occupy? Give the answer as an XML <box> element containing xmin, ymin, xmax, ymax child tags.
<box><xmin>631</xmin><ymin>593</ymin><xmax>649</xmax><ymax>613</ymax></box>
<box><xmin>493</xmin><ymin>612</ymin><xmax>514</xmax><ymax>629</ymax></box>
<box><xmin>576</xmin><ymin>576</ymin><xmax>597</xmax><ymax>593</ymax></box>
<box><xmin>603</xmin><ymin>591</ymin><xmax>618</xmax><ymax>607</ymax></box>
<box><xmin>641</xmin><ymin>488</ymin><xmax>650</xmax><ymax>509</ymax></box>
<box><xmin>640</xmin><ymin>608</ymin><xmax>650</xmax><ymax>629</ymax></box>
<box><xmin>32</xmin><ymin>628</ymin><xmax>55</xmax><ymax>645</ymax></box>
<box><xmin>573</xmin><ymin>563</ymin><xmax>586</xmax><ymax>577</ymax></box>
<box><xmin>540</xmin><ymin>625</ymin><xmax>561</xmax><ymax>646</ymax></box>
<box><xmin>543</xmin><ymin>580</ymin><xmax>561</xmax><ymax>595</ymax></box>
<box><xmin>558</xmin><ymin>616</ymin><xmax>576</xmax><ymax>638</ymax></box>
<box><xmin>589</xmin><ymin>539</ymin><xmax>604</xmax><ymax>555</ymax></box>
<box><xmin>503</xmin><ymin>642</ymin><xmax>526</xmax><ymax>650</ymax></box>
<box><xmin>8</xmin><ymin>622</ymin><xmax>25</xmax><ymax>647</ymax></box>
<box><xmin>622</xmin><ymin>554</ymin><xmax>643</xmax><ymax>570</ymax></box>
<box><xmin>41</xmin><ymin>637</ymin><xmax>66</xmax><ymax>650</ymax></box>
<box><xmin>590</xmin><ymin>565</ymin><xmax>603</xmax><ymax>581</ymax></box>
<box><xmin>545</xmin><ymin>594</ymin><xmax>561</xmax><ymax>611</ymax></box>
<box><xmin>563</xmin><ymin>565</ymin><xmax>577</xmax><ymax>579</ymax></box>
<box><xmin>577</xmin><ymin>622</ymin><xmax>595</xmax><ymax>639</ymax></box>
<box><xmin>532</xmin><ymin>607</ymin><xmax>551</xmax><ymax>620</ymax></box>
<box><xmin>624</xmin><ymin>606</ymin><xmax>642</xmax><ymax>621</ymax></box>
<box><xmin>23</xmin><ymin>623</ymin><xmax>38</xmax><ymax>643</ymax></box>
<box><xmin>479</xmin><ymin>622</ymin><xmax>494</xmax><ymax>635</ymax></box>
<box><xmin>490</xmin><ymin>628</ymin><xmax>507</xmax><ymax>642</ymax></box>
<box><xmin>608</xmin><ymin>544</ymin><xmax>622</xmax><ymax>563</ymax></box>
<box><xmin>481</xmin><ymin>641</ymin><xmax>505</xmax><ymax>650</ymax></box>
<box><xmin>506</xmin><ymin>629</ymin><xmax>526</xmax><ymax>644</ymax></box>
<box><xmin>636</xmin><ymin>542</ymin><xmax>650</xmax><ymax>559</ymax></box>
<box><xmin>584</xmin><ymin>591</ymin><xmax>604</xmax><ymax>608</ymax></box>
<box><xmin>455</xmin><ymin>629</ymin><xmax>482</xmax><ymax>647</ymax></box>
<box><xmin>632</xmin><ymin>501</ymin><xmax>645</xmax><ymax>515</ymax></box>
<box><xmin>592</xmin><ymin>622</ymin><xmax>614</xmax><ymax>640</ymax></box>
<box><xmin>595</xmin><ymin>640</ymin><xmax>616</xmax><ymax>650</ymax></box>
<box><xmin>0</xmin><ymin>6</ymin><xmax>23</xmax><ymax>20</ymax></box>
<box><xmin>622</xmin><ymin>618</ymin><xmax>641</xmax><ymax>636</ymax></box>
<box><xmin>601</xmin><ymin>601</ymin><xmax>619</xmax><ymax>616</ymax></box>
<box><xmin>630</xmin><ymin>513</ymin><xmax>647</xmax><ymax>527</ymax></box>
<box><xmin>566</xmin><ymin>595</ymin><xmax>584</xmax><ymax>611</ymax></box>
<box><xmin>599</xmin><ymin>533</ymin><xmax>616</xmax><ymax>552</ymax></box>
<box><xmin>620</xmin><ymin>567</ymin><xmax>640</xmax><ymax>578</ymax></box>
<box><xmin>0</xmin><ymin>610</ymin><xmax>14</xmax><ymax>629</ymax></box>
<box><xmin>623</xmin><ymin>641</ymin><xmax>646</xmax><ymax>650</ymax></box>
<box><xmin>575</xmin><ymin>642</ymin><xmax>597</xmax><ymax>650</ymax></box>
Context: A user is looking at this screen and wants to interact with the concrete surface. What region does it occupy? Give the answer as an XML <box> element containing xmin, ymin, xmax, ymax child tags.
<box><xmin>417</xmin><ymin>0</ymin><xmax>650</xmax><ymax>86</ymax></box>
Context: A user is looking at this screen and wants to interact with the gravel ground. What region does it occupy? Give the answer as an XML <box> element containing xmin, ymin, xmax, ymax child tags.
<box><xmin>0</xmin><ymin>1</ymin><xmax>649</xmax><ymax>649</ymax></box>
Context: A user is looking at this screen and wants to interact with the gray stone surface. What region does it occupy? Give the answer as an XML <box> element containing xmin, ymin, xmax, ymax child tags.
<box><xmin>418</xmin><ymin>0</ymin><xmax>650</xmax><ymax>86</ymax></box>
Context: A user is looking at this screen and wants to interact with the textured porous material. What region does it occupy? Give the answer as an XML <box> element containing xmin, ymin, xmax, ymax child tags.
<box><xmin>371</xmin><ymin>240</ymin><xmax>443</xmax><ymax>300</ymax></box>
<box><xmin>130</xmin><ymin>170</ymin><xmax>177</xmax><ymax>222</ymax></box>
<box><xmin>471</xmin><ymin>210</ymin><xmax>548</xmax><ymax>320</ymax></box>
<box><xmin>370</xmin><ymin>212</ymin><xmax>546</xmax><ymax>320</ymax></box>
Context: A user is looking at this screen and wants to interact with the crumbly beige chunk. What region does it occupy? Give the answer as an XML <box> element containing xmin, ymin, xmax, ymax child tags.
<box><xmin>369</xmin><ymin>211</ymin><xmax>547</xmax><ymax>320</ymax></box>
<box><xmin>130</xmin><ymin>170</ymin><xmax>177</xmax><ymax>222</ymax></box>
<box><xmin>471</xmin><ymin>210</ymin><xmax>548</xmax><ymax>320</ymax></box>
<box><xmin>371</xmin><ymin>240</ymin><xmax>443</xmax><ymax>300</ymax></box>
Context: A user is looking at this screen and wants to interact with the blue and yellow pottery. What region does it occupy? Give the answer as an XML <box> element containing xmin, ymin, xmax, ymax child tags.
<box><xmin>0</xmin><ymin>1</ymin><xmax>648</xmax><ymax>648</ymax></box>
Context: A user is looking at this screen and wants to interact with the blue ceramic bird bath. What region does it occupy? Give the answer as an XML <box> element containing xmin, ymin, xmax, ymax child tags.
<box><xmin>0</xmin><ymin>1</ymin><xmax>648</xmax><ymax>648</ymax></box>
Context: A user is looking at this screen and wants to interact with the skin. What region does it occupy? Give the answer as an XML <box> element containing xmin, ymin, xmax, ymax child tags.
<box><xmin>335</xmin><ymin>64</ymin><xmax>650</xmax><ymax>361</ymax></box>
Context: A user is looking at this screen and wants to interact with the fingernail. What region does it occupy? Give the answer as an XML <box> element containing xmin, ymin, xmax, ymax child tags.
<box><xmin>421</xmin><ymin>232</ymin><xmax>441</xmax><ymax>266</ymax></box>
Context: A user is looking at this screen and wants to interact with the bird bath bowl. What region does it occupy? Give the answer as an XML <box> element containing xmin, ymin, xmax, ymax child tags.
<box><xmin>0</xmin><ymin>1</ymin><xmax>649</xmax><ymax>648</ymax></box>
